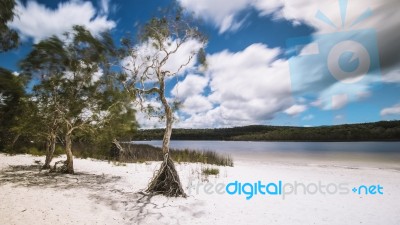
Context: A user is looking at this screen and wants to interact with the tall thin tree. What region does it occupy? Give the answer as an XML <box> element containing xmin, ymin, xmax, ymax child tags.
<box><xmin>121</xmin><ymin>8</ymin><xmax>206</xmax><ymax>196</ymax></box>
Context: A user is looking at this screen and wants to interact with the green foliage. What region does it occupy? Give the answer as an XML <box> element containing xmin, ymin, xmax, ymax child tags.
<box><xmin>141</xmin><ymin>17</ymin><xmax>170</xmax><ymax>43</ymax></box>
<box><xmin>0</xmin><ymin>68</ymin><xmax>27</xmax><ymax>151</ymax></box>
<box><xmin>202</xmin><ymin>167</ymin><xmax>219</xmax><ymax>176</ymax></box>
<box><xmin>197</xmin><ymin>48</ymin><xmax>207</xmax><ymax>68</ymax></box>
<box><xmin>54</xmin><ymin>145</ymin><xmax>64</xmax><ymax>156</ymax></box>
<box><xmin>19</xmin><ymin>37</ymin><xmax>67</xmax><ymax>77</ymax></box>
<box><xmin>18</xmin><ymin>26</ymin><xmax>137</xmax><ymax>167</ymax></box>
<box><xmin>0</xmin><ymin>0</ymin><xmax>19</xmax><ymax>52</ymax></box>
<box><xmin>26</xmin><ymin>147</ymin><xmax>45</xmax><ymax>156</ymax></box>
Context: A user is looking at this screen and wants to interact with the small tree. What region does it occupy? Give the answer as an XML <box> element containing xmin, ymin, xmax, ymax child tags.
<box><xmin>122</xmin><ymin>9</ymin><xmax>206</xmax><ymax>196</ymax></box>
<box><xmin>20</xmin><ymin>36</ymin><xmax>72</xmax><ymax>168</ymax></box>
<box><xmin>81</xmin><ymin>71</ymin><xmax>138</xmax><ymax>157</ymax></box>
<box><xmin>30</xmin><ymin>78</ymin><xmax>62</xmax><ymax>168</ymax></box>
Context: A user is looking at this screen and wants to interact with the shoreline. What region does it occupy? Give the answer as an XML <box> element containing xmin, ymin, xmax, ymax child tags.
<box><xmin>133</xmin><ymin>139</ymin><xmax>400</xmax><ymax>142</ymax></box>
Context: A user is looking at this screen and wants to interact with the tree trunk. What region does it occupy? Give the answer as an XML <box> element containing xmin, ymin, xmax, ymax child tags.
<box><xmin>10</xmin><ymin>133</ymin><xmax>20</xmax><ymax>150</ymax></box>
<box><xmin>162</xmin><ymin>106</ymin><xmax>173</xmax><ymax>154</ymax></box>
<box><xmin>43</xmin><ymin>134</ymin><xmax>56</xmax><ymax>169</ymax></box>
<box><xmin>65</xmin><ymin>132</ymin><xmax>74</xmax><ymax>174</ymax></box>
<box><xmin>160</xmin><ymin>75</ymin><xmax>173</xmax><ymax>155</ymax></box>
<box><xmin>146</xmin><ymin>78</ymin><xmax>185</xmax><ymax>197</ymax></box>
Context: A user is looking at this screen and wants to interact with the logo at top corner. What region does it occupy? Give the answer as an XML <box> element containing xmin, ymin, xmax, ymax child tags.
<box><xmin>286</xmin><ymin>0</ymin><xmax>381</xmax><ymax>98</ymax></box>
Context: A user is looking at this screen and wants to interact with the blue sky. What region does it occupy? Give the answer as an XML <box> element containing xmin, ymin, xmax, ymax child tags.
<box><xmin>1</xmin><ymin>0</ymin><xmax>400</xmax><ymax>128</ymax></box>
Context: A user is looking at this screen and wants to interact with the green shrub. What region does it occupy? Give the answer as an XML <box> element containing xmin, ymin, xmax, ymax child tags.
<box><xmin>53</xmin><ymin>145</ymin><xmax>64</xmax><ymax>156</ymax></box>
<box><xmin>27</xmin><ymin>147</ymin><xmax>45</xmax><ymax>156</ymax></box>
<box><xmin>202</xmin><ymin>167</ymin><xmax>219</xmax><ymax>175</ymax></box>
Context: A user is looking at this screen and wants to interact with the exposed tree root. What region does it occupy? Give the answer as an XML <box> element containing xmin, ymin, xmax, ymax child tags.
<box><xmin>42</xmin><ymin>164</ymin><xmax>51</xmax><ymax>170</ymax></box>
<box><xmin>146</xmin><ymin>154</ymin><xmax>186</xmax><ymax>197</ymax></box>
<box><xmin>49</xmin><ymin>160</ymin><xmax>74</xmax><ymax>174</ymax></box>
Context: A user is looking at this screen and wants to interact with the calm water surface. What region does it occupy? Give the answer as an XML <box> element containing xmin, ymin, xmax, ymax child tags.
<box><xmin>135</xmin><ymin>140</ymin><xmax>400</xmax><ymax>154</ymax></box>
<box><xmin>134</xmin><ymin>141</ymin><xmax>400</xmax><ymax>165</ymax></box>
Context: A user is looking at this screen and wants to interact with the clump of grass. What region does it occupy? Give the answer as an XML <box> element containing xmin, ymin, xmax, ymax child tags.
<box><xmin>118</xmin><ymin>144</ymin><xmax>233</xmax><ymax>167</ymax></box>
<box><xmin>202</xmin><ymin>167</ymin><xmax>219</xmax><ymax>175</ymax></box>
<box><xmin>171</xmin><ymin>149</ymin><xmax>233</xmax><ymax>166</ymax></box>
<box><xmin>26</xmin><ymin>147</ymin><xmax>45</xmax><ymax>156</ymax></box>
<box><xmin>112</xmin><ymin>161</ymin><xmax>127</xmax><ymax>167</ymax></box>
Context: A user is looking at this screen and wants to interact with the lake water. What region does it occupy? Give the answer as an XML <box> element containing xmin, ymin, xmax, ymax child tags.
<box><xmin>135</xmin><ymin>140</ymin><xmax>400</xmax><ymax>166</ymax></box>
<box><xmin>135</xmin><ymin>140</ymin><xmax>400</xmax><ymax>154</ymax></box>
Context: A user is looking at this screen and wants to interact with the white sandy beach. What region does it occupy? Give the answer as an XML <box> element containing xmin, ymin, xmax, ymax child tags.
<box><xmin>1</xmin><ymin>153</ymin><xmax>399</xmax><ymax>225</ymax></box>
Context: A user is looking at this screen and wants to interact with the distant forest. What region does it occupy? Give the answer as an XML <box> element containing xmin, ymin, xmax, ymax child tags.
<box><xmin>132</xmin><ymin>120</ymin><xmax>400</xmax><ymax>141</ymax></box>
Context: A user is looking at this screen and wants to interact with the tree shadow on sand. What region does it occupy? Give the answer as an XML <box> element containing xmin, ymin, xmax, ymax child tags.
<box><xmin>0</xmin><ymin>163</ymin><xmax>121</xmax><ymax>190</ymax></box>
<box><xmin>80</xmin><ymin>173</ymin><xmax>206</xmax><ymax>224</ymax></box>
<box><xmin>0</xmin><ymin>162</ymin><xmax>206</xmax><ymax>225</ymax></box>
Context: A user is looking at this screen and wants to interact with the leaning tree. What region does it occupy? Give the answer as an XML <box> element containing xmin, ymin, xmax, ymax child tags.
<box><xmin>121</xmin><ymin>9</ymin><xmax>206</xmax><ymax>196</ymax></box>
<box><xmin>21</xmin><ymin>26</ymin><xmax>117</xmax><ymax>173</ymax></box>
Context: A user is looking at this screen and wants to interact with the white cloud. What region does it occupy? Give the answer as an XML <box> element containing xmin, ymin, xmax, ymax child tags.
<box><xmin>92</xmin><ymin>68</ymin><xmax>103</xmax><ymax>83</ymax></box>
<box><xmin>169</xmin><ymin>43</ymin><xmax>293</xmax><ymax>128</ymax></box>
<box><xmin>171</xmin><ymin>74</ymin><xmax>209</xmax><ymax>98</ymax></box>
<box><xmin>9</xmin><ymin>0</ymin><xmax>116</xmax><ymax>43</ymax></box>
<box><xmin>179</xmin><ymin>0</ymin><xmax>399</xmax><ymax>37</ymax></box>
<box><xmin>134</xmin><ymin>98</ymin><xmax>165</xmax><ymax>128</ymax></box>
<box><xmin>177</xmin><ymin>0</ymin><xmax>287</xmax><ymax>33</ymax></box>
<box><xmin>382</xmin><ymin>68</ymin><xmax>400</xmax><ymax>83</ymax></box>
<box><xmin>136</xmin><ymin>111</ymin><xmax>165</xmax><ymax>129</ymax></box>
<box><xmin>178</xmin><ymin>0</ymin><xmax>254</xmax><ymax>33</ymax></box>
<box><xmin>178</xmin><ymin>0</ymin><xmax>400</xmax><ymax>111</ymax></box>
<box><xmin>136</xmin><ymin>0</ymin><xmax>400</xmax><ymax>128</ymax></box>
<box><xmin>162</xmin><ymin>39</ymin><xmax>204</xmax><ymax>75</ymax></box>
<box><xmin>284</xmin><ymin>104</ymin><xmax>307</xmax><ymax>115</ymax></box>
<box><xmin>381</xmin><ymin>104</ymin><xmax>400</xmax><ymax>116</ymax></box>
<box><xmin>181</xmin><ymin>95</ymin><xmax>213</xmax><ymax>114</ymax></box>
<box><xmin>315</xmin><ymin>76</ymin><xmax>375</xmax><ymax>110</ymax></box>
<box><xmin>331</xmin><ymin>94</ymin><xmax>348</xmax><ymax>110</ymax></box>
<box><xmin>302</xmin><ymin>114</ymin><xmax>314</xmax><ymax>121</ymax></box>
<box><xmin>100</xmin><ymin>0</ymin><xmax>110</xmax><ymax>15</ymax></box>
<box><xmin>206</xmin><ymin>44</ymin><xmax>291</xmax><ymax>120</ymax></box>
<box><xmin>335</xmin><ymin>114</ymin><xmax>344</xmax><ymax>120</ymax></box>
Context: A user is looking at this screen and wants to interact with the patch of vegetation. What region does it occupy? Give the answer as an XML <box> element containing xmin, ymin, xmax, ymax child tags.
<box><xmin>118</xmin><ymin>144</ymin><xmax>233</xmax><ymax>167</ymax></box>
<box><xmin>202</xmin><ymin>167</ymin><xmax>219</xmax><ymax>176</ymax></box>
<box><xmin>26</xmin><ymin>147</ymin><xmax>45</xmax><ymax>156</ymax></box>
<box><xmin>56</xmin><ymin>143</ymin><xmax>233</xmax><ymax>167</ymax></box>
<box><xmin>112</xmin><ymin>161</ymin><xmax>127</xmax><ymax>167</ymax></box>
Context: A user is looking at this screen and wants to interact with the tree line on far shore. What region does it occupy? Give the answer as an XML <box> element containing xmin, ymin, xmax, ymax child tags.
<box><xmin>133</xmin><ymin>120</ymin><xmax>400</xmax><ymax>141</ymax></box>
